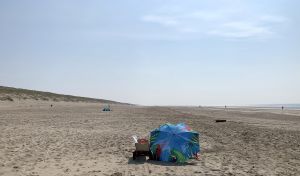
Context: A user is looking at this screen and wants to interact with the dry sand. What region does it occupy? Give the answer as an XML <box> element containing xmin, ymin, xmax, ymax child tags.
<box><xmin>0</xmin><ymin>101</ymin><xmax>299</xmax><ymax>176</ymax></box>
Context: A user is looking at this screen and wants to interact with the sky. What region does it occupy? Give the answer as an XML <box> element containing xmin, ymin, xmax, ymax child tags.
<box><xmin>0</xmin><ymin>0</ymin><xmax>299</xmax><ymax>106</ymax></box>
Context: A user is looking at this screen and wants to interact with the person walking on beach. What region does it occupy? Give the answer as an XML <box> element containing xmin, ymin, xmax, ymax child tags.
<box><xmin>282</xmin><ymin>106</ymin><xmax>284</xmax><ymax>110</ymax></box>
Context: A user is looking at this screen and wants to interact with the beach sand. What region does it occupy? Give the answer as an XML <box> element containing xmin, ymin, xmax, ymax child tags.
<box><xmin>0</xmin><ymin>101</ymin><xmax>299</xmax><ymax>176</ymax></box>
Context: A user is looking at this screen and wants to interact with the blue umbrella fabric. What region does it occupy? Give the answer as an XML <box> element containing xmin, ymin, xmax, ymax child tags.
<box><xmin>150</xmin><ymin>123</ymin><xmax>200</xmax><ymax>163</ymax></box>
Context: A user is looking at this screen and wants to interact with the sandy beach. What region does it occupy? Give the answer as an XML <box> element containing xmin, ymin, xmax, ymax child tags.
<box><xmin>0</xmin><ymin>101</ymin><xmax>299</xmax><ymax>176</ymax></box>
<box><xmin>1</xmin><ymin>0</ymin><xmax>299</xmax><ymax>175</ymax></box>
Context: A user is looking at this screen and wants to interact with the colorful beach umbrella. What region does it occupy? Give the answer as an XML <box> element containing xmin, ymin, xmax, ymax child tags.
<box><xmin>150</xmin><ymin>123</ymin><xmax>200</xmax><ymax>163</ymax></box>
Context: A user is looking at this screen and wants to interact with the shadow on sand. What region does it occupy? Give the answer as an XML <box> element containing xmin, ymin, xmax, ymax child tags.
<box><xmin>128</xmin><ymin>157</ymin><xmax>197</xmax><ymax>166</ymax></box>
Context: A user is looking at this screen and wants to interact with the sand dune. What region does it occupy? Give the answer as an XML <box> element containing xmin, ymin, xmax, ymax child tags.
<box><xmin>0</xmin><ymin>101</ymin><xmax>299</xmax><ymax>176</ymax></box>
<box><xmin>0</xmin><ymin>86</ymin><xmax>126</xmax><ymax>104</ymax></box>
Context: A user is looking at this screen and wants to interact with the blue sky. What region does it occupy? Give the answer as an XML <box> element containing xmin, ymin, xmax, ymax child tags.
<box><xmin>0</xmin><ymin>0</ymin><xmax>299</xmax><ymax>105</ymax></box>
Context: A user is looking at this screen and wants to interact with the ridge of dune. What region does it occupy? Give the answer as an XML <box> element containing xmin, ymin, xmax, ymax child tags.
<box><xmin>0</xmin><ymin>86</ymin><xmax>128</xmax><ymax>104</ymax></box>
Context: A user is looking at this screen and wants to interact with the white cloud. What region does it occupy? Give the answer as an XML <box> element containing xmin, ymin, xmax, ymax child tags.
<box><xmin>259</xmin><ymin>15</ymin><xmax>287</xmax><ymax>23</ymax></box>
<box><xmin>209</xmin><ymin>22</ymin><xmax>272</xmax><ymax>38</ymax></box>
<box><xmin>141</xmin><ymin>7</ymin><xmax>287</xmax><ymax>39</ymax></box>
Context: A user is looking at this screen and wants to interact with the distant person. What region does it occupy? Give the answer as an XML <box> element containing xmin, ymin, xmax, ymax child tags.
<box><xmin>282</xmin><ymin>106</ymin><xmax>284</xmax><ymax>110</ymax></box>
<box><xmin>225</xmin><ymin>105</ymin><xmax>227</xmax><ymax>109</ymax></box>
